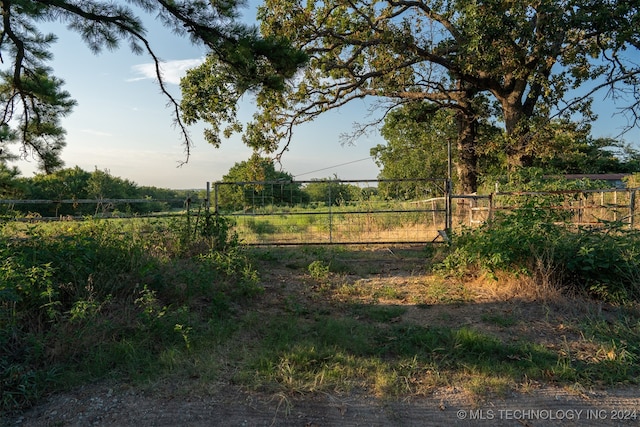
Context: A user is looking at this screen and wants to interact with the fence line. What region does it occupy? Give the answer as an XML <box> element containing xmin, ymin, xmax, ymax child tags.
<box><xmin>0</xmin><ymin>197</ymin><xmax>194</xmax><ymax>221</ymax></box>
<box><xmin>209</xmin><ymin>178</ymin><xmax>449</xmax><ymax>245</ymax></box>
<box><xmin>3</xmin><ymin>183</ymin><xmax>638</xmax><ymax>244</ymax></box>
<box><xmin>453</xmin><ymin>188</ymin><xmax>639</xmax><ymax>229</ymax></box>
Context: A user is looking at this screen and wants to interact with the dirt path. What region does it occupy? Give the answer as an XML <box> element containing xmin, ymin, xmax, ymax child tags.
<box><xmin>6</xmin><ymin>381</ymin><xmax>640</xmax><ymax>426</ymax></box>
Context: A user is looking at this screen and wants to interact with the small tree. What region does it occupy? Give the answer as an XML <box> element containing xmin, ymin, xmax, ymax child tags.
<box><xmin>217</xmin><ymin>154</ymin><xmax>307</xmax><ymax>211</ymax></box>
<box><xmin>21</xmin><ymin>167</ymin><xmax>91</xmax><ymax>216</ymax></box>
<box><xmin>303</xmin><ymin>177</ymin><xmax>361</xmax><ymax>206</ymax></box>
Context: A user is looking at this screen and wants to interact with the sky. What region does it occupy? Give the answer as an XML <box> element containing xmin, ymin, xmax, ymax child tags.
<box><xmin>12</xmin><ymin>3</ymin><xmax>383</xmax><ymax>189</ymax></box>
<box><xmin>9</xmin><ymin>3</ymin><xmax>640</xmax><ymax>190</ymax></box>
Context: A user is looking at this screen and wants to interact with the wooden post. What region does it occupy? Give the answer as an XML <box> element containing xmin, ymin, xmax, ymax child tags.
<box><xmin>489</xmin><ymin>193</ymin><xmax>494</xmax><ymax>222</ymax></box>
<box><xmin>431</xmin><ymin>199</ymin><xmax>436</xmax><ymax>228</ymax></box>
<box><xmin>630</xmin><ymin>189</ymin><xmax>636</xmax><ymax>229</ymax></box>
<box><xmin>206</xmin><ymin>182</ymin><xmax>211</xmax><ymax>213</ymax></box>
<box><xmin>578</xmin><ymin>193</ymin><xmax>583</xmax><ymax>225</ymax></box>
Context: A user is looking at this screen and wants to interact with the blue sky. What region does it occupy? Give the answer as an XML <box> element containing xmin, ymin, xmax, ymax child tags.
<box><xmin>11</xmin><ymin>3</ymin><xmax>640</xmax><ymax>189</ymax></box>
<box><xmin>13</xmin><ymin>4</ymin><xmax>382</xmax><ymax>189</ymax></box>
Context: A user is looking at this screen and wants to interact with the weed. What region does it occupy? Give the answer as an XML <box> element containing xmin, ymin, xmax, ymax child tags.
<box><xmin>308</xmin><ymin>260</ymin><xmax>330</xmax><ymax>281</ymax></box>
<box><xmin>0</xmin><ymin>215</ymin><xmax>260</xmax><ymax>413</ymax></box>
<box><xmin>439</xmin><ymin>203</ymin><xmax>640</xmax><ymax>303</ymax></box>
<box><xmin>373</xmin><ymin>285</ymin><xmax>404</xmax><ymax>300</ymax></box>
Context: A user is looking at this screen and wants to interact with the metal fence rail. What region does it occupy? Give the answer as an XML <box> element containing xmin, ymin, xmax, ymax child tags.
<box><xmin>0</xmin><ymin>197</ymin><xmax>193</xmax><ymax>220</ymax></box>
<box><xmin>210</xmin><ymin>178</ymin><xmax>449</xmax><ymax>245</ymax></box>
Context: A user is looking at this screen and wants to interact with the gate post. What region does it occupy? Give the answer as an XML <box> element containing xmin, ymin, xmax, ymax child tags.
<box><xmin>630</xmin><ymin>189</ymin><xmax>636</xmax><ymax>229</ymax></box>
<box><xmin>445</xmin><ymin>178</ymin><xmax>452</xmax><ymax>232</ymax></box>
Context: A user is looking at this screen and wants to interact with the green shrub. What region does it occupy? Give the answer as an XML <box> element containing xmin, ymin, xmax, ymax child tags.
<box><xmin>555</xmin><ymin>224</ymin><xmax>640</xmax><ymax>302</ymax></box>
<box><xmin>0</xmin><ymin>215</ymin><xmax>258</xmax><ymax>413</ymax></box>
<box><xmin>441</xmin><ymin>200</ymin><xmax>564</xmax><ymax>274</ymax></box>
<box><xmin>308</xmin><ymin>260</ymin><xmax>331</xmax><ymax>280</ymax></box>
<box><xmin>440</xmin><ymin>204</ymin><xmax>640</xmax><ymax>303</ymax></box>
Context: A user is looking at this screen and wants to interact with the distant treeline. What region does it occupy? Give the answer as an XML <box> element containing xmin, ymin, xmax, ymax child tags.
<box><xmin>0</xmin><ymin>166</ymin><xmax>199</xmax><ymax>217</ymax></box>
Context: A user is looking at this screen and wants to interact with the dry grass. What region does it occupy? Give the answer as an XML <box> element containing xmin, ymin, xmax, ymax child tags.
<box><xmin>232</xmin><ymin>245</ymin><xmax>640</xmax><ymax>401</ymax></box>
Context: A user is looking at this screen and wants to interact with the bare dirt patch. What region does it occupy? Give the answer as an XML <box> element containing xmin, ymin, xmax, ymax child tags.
<box><xmin>5</xmin><ymin>246</ymin><xmax>640</xmax><ymax>426</ymax></box>
<box><xmin>6</xmin><ymin>381</ymin><xmax>640</xmax><ymax>426</ymax></box>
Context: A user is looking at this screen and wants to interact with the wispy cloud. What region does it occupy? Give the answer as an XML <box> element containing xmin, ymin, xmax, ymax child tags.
<box><xmin>129</xmin><ymin>58</ymin><xmax>205</xmax><ymax>85</ymax></box>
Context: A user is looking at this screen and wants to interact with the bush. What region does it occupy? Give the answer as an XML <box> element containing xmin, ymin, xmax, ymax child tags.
<box><xmin>440</xmin><ymin>203</ymin><xmax>640</xmax><ymax>303</ymax></box>
<box><xmin>0</xmin><ymin>215</ymin><xmax>258</xmax><ymax>413</ymax></box>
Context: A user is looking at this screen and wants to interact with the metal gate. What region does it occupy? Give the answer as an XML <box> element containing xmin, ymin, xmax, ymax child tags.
<box><xmin>208</xmin><ymin>178</ymin><xmax>450</xmax><ymax>245</ymax></box>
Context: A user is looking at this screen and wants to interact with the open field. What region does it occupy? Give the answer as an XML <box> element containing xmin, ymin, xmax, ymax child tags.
<box><xmin>5</xmin><ymin>242</ymin><xmax>640</xmax><ymax>426</ymax></box>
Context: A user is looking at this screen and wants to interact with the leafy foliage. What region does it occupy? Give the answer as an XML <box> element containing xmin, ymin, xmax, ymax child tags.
<box><xmin>303</xmin><ymin>178</ymin><xmax>363</xmax><ymax>206</ymax></box>
<box><xmin>217</xmin><ymin>154</ymin><xmax>308</xmax><ymax>211</ymax></box>
<box><xmin>0</xmin><ymin>0</ymin><xmax>305</xmax><ymax>169</ymax></box>
<box><xmin>530</xmin><ymin>129</ymin><xmax>640</xmax><ymax>174</ymax></box>
<box><xmin>191</xmin><ymin>0</ymin><xmax>640</xmax><ymax>193</ymax></box>
<box><xmin>0</xmin><ymin>166</ymin><xmax>193</xmax><ymax>217</ymax></box>
<box><xmin>372</xmin><ymin>105</ymin><xmax>454</xmax><ymax>195</ymax></box>
<box><xmin>0</xmin><ymin>216</ymin><xmax>259</xmax><ymax>412</ymax></box>
<box><xmin>441</xmin><ymin>202</ymin><xmax>640</xmax><ymax>303</ymax></box>
<box><xmin>373</xmin><ymin>101</ymin><xmax>511</xmax><ymax>193</ymax></box>
<box><xmin>482</xmin><ymin>167</ymin><xmax>615</xmax><ymax>194</ymax></box>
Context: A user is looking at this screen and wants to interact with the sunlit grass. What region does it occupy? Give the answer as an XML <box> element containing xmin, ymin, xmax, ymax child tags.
<box><xmin>236</xmin><ymin>312</ymin><xmax>572</xmax><ymax>399</ymax></box>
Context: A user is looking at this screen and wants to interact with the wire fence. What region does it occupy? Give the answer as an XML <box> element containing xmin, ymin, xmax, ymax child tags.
<box><xmin>210</xmin><ymin>178</ymin><xmax>449</xmax><ymax>245</ymax></box>
<box><xmin>452</xmin><ymin>188</ymin><xmax>640</xmax><ymax>229</ymax></box>
<box><xmin>0</xmin><ymin>197</ymin><xmax>196</xmax><ymax>221</ymax></box>
<box><xmin>3</xmin><ymin>181</ymin><xmax>638</xmax><ymax>245</ymax></box>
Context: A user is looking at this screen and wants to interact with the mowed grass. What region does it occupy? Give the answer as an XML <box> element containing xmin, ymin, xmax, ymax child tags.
<box><xmin>2</xmin><ymin>222</ymin><xmax>640</xmax><ymax>413</ymax></box>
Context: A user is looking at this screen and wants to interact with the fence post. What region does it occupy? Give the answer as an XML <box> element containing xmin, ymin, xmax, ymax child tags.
<box><xmin>214</xmin><ymin>182</ymin><xmax>219</xmax><ymax>214</ymax></box>
<box><xmin>630</xmin><ymin>189</ymin><xmax>636</xmax><ymax>229</ymax></box>
<box><xmin>445</xmin><ymin>178</ymin><xmax>452</xmax><ymax>232</ymax></box>
<box><xmin>578</xmin><ymin>192</ymin><xmax>584</xmax><ymax>225</ymax></box>
<box><xmin>206</xmin><ymin>182</ymin><xmax>211</xmax><ymax>213</ymax></box>
<box><xmin>489</xmin><ymin>193</ymin><xmax>494</xmax><ymax>222</ymax></box>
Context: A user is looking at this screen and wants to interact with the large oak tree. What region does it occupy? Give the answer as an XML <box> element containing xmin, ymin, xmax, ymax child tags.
<box><xmin>181</xmin><ymin>0</ymin><xmax>639</xmax><ymax>193</ymax></box>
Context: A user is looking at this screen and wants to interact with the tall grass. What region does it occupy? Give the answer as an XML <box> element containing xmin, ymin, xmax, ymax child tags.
<box><xmin>0</xmin><ymin>214</ymin><xmax>259</xmax><ymax>412</ymax></box>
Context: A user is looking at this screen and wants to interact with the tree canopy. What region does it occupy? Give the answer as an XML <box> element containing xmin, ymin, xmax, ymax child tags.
<box><xmin>0</xmin><ymin>0</ymin><xmax>306</xmax><ymax>173</ymax></box>
<box><xmin>181</xmin><ymin>0</ymin><xmax>639</xmax><ymax>193</ymax></box>
<box><xmin>217</xmin><ymin>153</ymin><xmax>307</xmax><ymax>210</ymax></box>
<box><xmin>374</xmin><ymin>106</ymin><xmax>640</xmax><ymax>194</ymax></box>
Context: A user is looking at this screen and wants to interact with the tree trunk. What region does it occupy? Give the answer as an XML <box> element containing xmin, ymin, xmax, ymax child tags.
<box><xmin>455</xmin><ymin>109</ymin><xmax>478</xmax><ymax>194</ymax></box>
<box><xmin>502</xmin><ymin>98</ymin><xmax>534</xmax><ymax>169</ymax></box>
